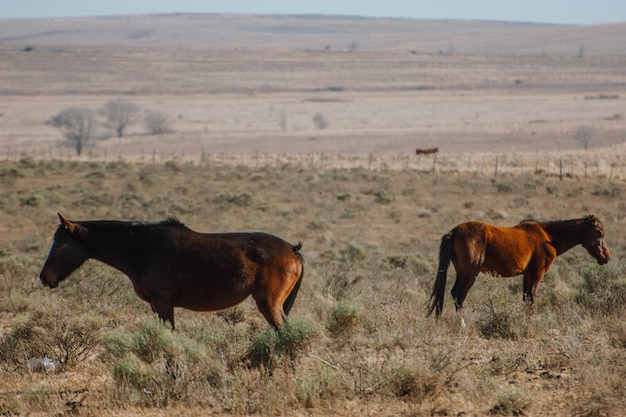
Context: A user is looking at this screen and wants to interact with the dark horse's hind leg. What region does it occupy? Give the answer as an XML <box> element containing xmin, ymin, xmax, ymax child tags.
<box><xmin>450</xmin><ymin>273</ymin><xmax>477</xmax><ymax>311</ymax></box>
<box><xmin>253</xmin><ymin>291</ymin><xmax>288</xmax><ymax>330</ymax></box>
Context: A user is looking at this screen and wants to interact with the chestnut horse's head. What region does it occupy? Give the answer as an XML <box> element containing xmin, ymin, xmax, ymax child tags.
<box><xmin>581</xmin><ymin>215</ymin><xmax>610</xmax><ymax>265</ymax></box>
<box><xmin>39</xmin><ymin>214</ymin><xmax>89</xmax><ymax>289</ymax></box>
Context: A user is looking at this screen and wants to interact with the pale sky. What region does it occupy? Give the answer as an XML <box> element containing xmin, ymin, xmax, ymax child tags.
<box><xmin>1</xmin><ymin>0</ymin><xmax>625</xmax><ymax>25</ymax></box>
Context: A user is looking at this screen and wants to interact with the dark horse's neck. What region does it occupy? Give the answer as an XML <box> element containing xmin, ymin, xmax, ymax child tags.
<box><xmin>75</xmin><ymin>218</ymin><xmax>184</xmax><ymax>277</ymax></box>
<box><xmin>537</xmin><ymin>217</ymin><xmax>588</xmax><ymax>256</ymax></box>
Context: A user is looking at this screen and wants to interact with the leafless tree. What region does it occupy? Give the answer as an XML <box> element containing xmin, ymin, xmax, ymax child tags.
<box><xmin>576</xmin><ymin>125</ymin><xmax>595</xmax><ymax>150</ymax></box>
<box><xmin>101</xmin><ymin>99</ymin><xmax>141</xmax><ymax>138</ymax></box>
<box><xmin>47</xmin><ymin>106</ymin><xmax>96</xmax><ymax>155</ymax></box>
<box><xmin>313</xmin><ymin>113</ymin><xmax>328</xmax><ymax>130</ymax></box>
<box><xmin>145</xmin><ymin>110</ymin><xmax>171</xmax><ymax>135</ymax></box>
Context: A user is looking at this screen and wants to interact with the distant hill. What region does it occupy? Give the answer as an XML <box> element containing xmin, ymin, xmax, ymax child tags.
<box><xmin>1</xmin><ymin>13</ymin><xmax>625</xmax><ymax>55</ymax></box>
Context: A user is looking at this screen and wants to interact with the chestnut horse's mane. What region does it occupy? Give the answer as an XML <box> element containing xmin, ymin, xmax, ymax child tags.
<box><xmin>519</xmin><ymin>214</ymin><xmax>596</xmax><ymax>226</ymax></box>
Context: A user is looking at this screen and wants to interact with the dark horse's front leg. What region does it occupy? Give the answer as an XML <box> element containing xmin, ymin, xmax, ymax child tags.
<box><xmin>150</xmin><ymin>298</ymin><xmax>175</xmax><ymax>329</ymax></box>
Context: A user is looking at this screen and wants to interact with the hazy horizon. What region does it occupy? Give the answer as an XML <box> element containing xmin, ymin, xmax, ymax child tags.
<box><xmin>1</xmin><ymin>0</ymin><xmax>625</xmax><ymax>25</ymax></box>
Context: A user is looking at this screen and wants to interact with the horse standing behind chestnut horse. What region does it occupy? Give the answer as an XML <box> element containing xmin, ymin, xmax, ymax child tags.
<box><xmin>427</xmin><ymin>215</ymin><xmax>610</xmax><ymax>317</ymax></box>
<box><xmin>415</xmin><ymin>147</ymin><xmax>439</xmax><ymax>155</ymax></box>
<box><xmin>40</xmin><ymin>214</ymin><xmax>304</xmax><ymax>330</ymax></box>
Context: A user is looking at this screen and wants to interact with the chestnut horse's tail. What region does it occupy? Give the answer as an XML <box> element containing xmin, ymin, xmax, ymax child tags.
<box><xmin>283</xmin><ymin>242</ymin><xmax>304</xmax><ymax>316</ymax></box>
<box><xmin>427</xmin><ymin>231</ymin><xmax>455</xmax><ymax>317</ymax></box>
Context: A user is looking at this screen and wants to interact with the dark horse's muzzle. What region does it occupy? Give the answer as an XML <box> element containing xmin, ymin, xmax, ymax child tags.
<box><xmin>39</xmin><ymin>273</ymin><xmax>58</xmax><ymax>289</ymax></box>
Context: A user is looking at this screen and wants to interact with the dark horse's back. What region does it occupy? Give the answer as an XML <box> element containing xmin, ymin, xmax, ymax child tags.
<box><xmin>155</xmin><ymin>226</ymin><xmax>305</xmax><ymax>327</ymax></box>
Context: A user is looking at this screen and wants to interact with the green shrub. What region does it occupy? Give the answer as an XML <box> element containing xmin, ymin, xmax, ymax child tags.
<box><xmin>295</xmin><ymin>368</ymin><xmax>339</xmax><ymax>408</ymax></box>
<box><xmin>249</xmin><ymin>317</ymin><xmax>319</xmax><ymax>369</ymax></box>
<box><xmin>339</xmin><ymin>241</ymin><xmax>367</xmax><ymax>263</ymax></box>
<box><xmin>574</xmin><ymin>264</ymin><xmax>626</xmax><ymax>315</ymax></box>
<box><xmin>495</xmin><ymin>180</ymin><xmax>516</xmax><ymax>194</ymax></box>
<box><xmin>103</xmin><ymin>317</ymin><xmax>209</xmax><ymax>407</ymax></box>
<box><xmin>214</xmin><ymin>191</ymin><xmax>253</xmax><ymax>207</ymax></box>
<box><xmin>112</xmin><ymin>354</ymin><xmax>144</xmax><ymax>389</ymax></box>
<box><xmin>326</xmin><ymin>299</ymin><xmax>361</xmax><ymax>337</ymax></box>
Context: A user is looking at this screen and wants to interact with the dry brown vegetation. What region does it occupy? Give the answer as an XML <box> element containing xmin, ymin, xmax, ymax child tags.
<box><xmin>0</xmin><ymin>13</ymin><xmax>626</xmax><ymax>417</ymax></box>
<box><xmin>1</xmin><ymin>158</ymin><xmax>625</xmax><ymax>416</ymax></box>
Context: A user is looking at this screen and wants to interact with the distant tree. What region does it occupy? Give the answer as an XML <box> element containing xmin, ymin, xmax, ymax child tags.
<box><xmin>47</xmin><ymin>106</ymin><xmax>96</xmax><ymax>156</ymax></box>
<box><xmin>313</xmin><ymin>113</ymin><xmax>328</xmax><ymax>130</ymax></box>
<box><xmin>101</xmin><ymin>99</ymin><xmax>141</xmax><ymax>138</ymax></box>
<box><xmin>576</xmin><ymin>125</ymin><xmax>595</xmax><ymax>150</ymax></box>
<box><xmin>144</xmin><ymin>110</ymin><xmax>171</xmax><ymax>135</ymax></box>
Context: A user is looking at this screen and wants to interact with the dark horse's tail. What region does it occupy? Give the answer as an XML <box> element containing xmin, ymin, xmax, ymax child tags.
<box><xmin>427</xmin><ymin>231</ymin><xmax>454</xmax><ymax>317</ymax></box>
<box><xmin>283</xmin><ymin>242</ymin><xmax>304</xmax><ymax>316</ymax></box>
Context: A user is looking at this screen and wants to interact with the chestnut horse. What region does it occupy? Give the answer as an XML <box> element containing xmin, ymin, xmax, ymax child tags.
<box><xmin>427</xmin><ymin>215</ymin><xmax>610</xmax><ymax>317</ymax></box>
<box><xmin>40</xmin><ymin>214</ymin><xmax>304</xmax><ymax>329</ymax></box>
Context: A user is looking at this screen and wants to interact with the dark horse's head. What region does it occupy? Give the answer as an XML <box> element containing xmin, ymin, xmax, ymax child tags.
<box><xmin>581</xmin><ymin>215</ymin><xmax>610</xmax><ymax>265</ymax></box>
<box><xmin>39</xmin><ymin>214</ymin><xmax>90</xmax><ymax>289</ymax></box>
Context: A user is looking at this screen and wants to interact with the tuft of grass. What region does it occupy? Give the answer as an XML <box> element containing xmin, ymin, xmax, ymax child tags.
<box><xmin>494</xmin><ymin>180</ymin><xmax>516</xmax><ymax>194</ymax></box>
<box><xmin>112</xmin><ymin>354</ymin><xmax>145</xmax><ymax>389</ymax></box>
<box><xmin>489</xmin><ymin>388</ymin><xmax>532</xmax><ymax>415</ymax></box>
<box><xmin>103</xmin><ymin>317</ymin><xmax>210</xmax><ymax>406</ymax></box>
<box><xmin>326</xmin><ymin>299</ymin><xmax>361</xmax><ymax>337</ymax></box>
<box><xmin>385</xmin><ymin>360</ymin><xmax>440</xmax><ymax>400</ymax></box>
<box><xmin>213</xmin><ymin>191</ymin><xmax>253</xmax><ymax>207</ymax></box>
<box><xmin>339</xmin><ymin>241</ymin><xmax>367</xmax><ymax>263</ymax></box>
<box><xmin>249</xmin><ymin>317</ymin><xmax>319</xmax><ymax>369</ymax></box>
<box><xmin>295</xmin><ymin>368</ymin><xmax>338</xmax><ymax>408</ymax></box>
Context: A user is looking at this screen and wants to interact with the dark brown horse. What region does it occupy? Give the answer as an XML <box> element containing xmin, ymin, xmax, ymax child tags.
<box><xmin>427</xmin><ymin>215</ymin><xmax>610</xmax><ymax>317</ymax></box>
<box><xmin>415</xmin><ymin>147</ymin><xmax>439</xmax><ymax>155</ymax></box>
<box><xmin>40</xmin><ymin>214</ymin><xmax>304</xmax><ymax>329</ymax></box>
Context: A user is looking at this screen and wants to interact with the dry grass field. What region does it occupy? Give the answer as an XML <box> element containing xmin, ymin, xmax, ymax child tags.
<box><xmin>0</xmin><ymin>13</ymin><xmax>625</xmax><ymax>416</ymax></box>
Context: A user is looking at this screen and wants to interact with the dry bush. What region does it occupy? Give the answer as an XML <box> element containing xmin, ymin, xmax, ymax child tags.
<box><xmin>574</xmin><ymin>264</ymin><xmax>626</xmax><ymax>315</ymax></box>
<box><xmin>0</xmin><ymin>307</ymin><xmax>103</xmax><ymax>371</ymax></box>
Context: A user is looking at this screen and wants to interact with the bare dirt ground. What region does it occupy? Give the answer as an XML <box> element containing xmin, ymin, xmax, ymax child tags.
<box><xmin>0</xmin><ymin>14</ymin><xmax>625</xmax><ymax>162</ymax></box>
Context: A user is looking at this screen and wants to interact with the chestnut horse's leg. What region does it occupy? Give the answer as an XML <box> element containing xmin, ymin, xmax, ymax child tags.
<box><xmin>450</xmin><ymin>272</ymin><xmax>477</xmax><ymax>311</ymax></box>
<box><xmin>523</xmin><ymin>271</ymin><xmax>546</xmax><ymax>304</ymax></box>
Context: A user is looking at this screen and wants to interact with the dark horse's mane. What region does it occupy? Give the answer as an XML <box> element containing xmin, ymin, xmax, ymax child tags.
<box><xmin>74</xmin><ymin>217</ymin><xmax>185</xmax><ymax>229</ymax></box>
<box><xmin>56</xmin><ymin>217</ymin><xmax>188</xmax><ymax>249</ymax></box>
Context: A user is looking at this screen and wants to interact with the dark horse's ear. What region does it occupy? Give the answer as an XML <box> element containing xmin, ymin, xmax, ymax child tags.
<box><xmin>58</xmin><ymin>213</ymin><xmax>79</xmax><ymax>234</ymax></box>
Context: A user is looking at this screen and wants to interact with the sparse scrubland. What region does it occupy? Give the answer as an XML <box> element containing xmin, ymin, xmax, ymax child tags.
<box><xmin>0</xmin><ymin>157</ymin><xmax>625</xmax><ymax>416</ymax></box>
<box><xmin>1</xmin><ymin>13</ymin><xmax>625</xmax><ymax>417</ymax></box>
